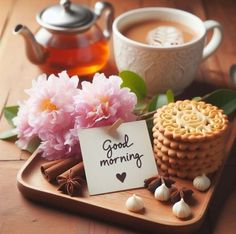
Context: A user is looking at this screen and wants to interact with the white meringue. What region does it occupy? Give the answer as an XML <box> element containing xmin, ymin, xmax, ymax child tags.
<box><xmin>154</xmin><ymin>183</ymin><xmax>170</xmax><ymax>201</ymax></box>
<box><xmin>193</xmin><ymin>174</ymin><xmax>211</xmax><ymax>192</ymax></box>
<box><xmin>172</xmin><ymin>198</ymin><xmax>192</xmax><ymax>219</ymax></box>
<box><xmin>125</xmin><ymin>194</ymin><xmax>144</xmax><ymax>212</ymax></box>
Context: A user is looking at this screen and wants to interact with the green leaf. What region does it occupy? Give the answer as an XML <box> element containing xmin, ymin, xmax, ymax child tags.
<box><xmin>134</xmin><ymin>102</ymin><xmax>148</xmax><ymax>114</ymax></box>
<box><xmin>148</xmin><ymin>95</ymin><xmax>158</xmax><ymax>112</ymax></box>
<box><xmin>192</xmin><ymin>96</ymin><xmax>202</xmax><ymax>101</ymax></box>
<box><xmin>166</xmin><ymin>89</ymin><xmax>174</xmax><ymax>103</ymax></box>
<box><xmin>148</xmin><ymin>94</ymin><xmax>169</xmax><ymax>112</ymax></box>
<box><xmin>0</xmin><ymin>128</ymin><xmax>17</xmax><ymax>140</ymax></box>
<box><xmin>3</xmin><ymin>106</ymin><xmax>19</xmax><ymax>127</ymax></box>
<box><xmin>156</xmin><ymin>94</ymin><xmax>169</xmax><ymax>108</ymax></box>
<box><xmin>119</xmin><ymin>70</ymin><xmax>147</xmax><ymax>100</ymax></box>
<box><xmin>202</xmin><ymin>89</ymin><xmax>236</xmax><ymax>115</ymax></box>
<box><xmin>26</xmin><ymin>137</ymin><xmax>41</xmax><ymax>153</ymax></box>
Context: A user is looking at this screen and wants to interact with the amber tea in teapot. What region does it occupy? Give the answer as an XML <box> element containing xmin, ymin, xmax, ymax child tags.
<box><xmin>14</xmin><ymin>1</ymin><xmax>113</xmax><ymax>77</ymax></box>
<box><xmin>36</xmin><ymin>25</ymin><xmax>110</xmax><ymax>76</ymax></box>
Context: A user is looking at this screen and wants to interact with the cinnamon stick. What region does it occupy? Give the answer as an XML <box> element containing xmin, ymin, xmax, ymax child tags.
<box><xmin>41</xmin><ymin>158</ymin><xmax>81</xmax><ymax>182</ymax></box>
<box><xmin>57</xmin><ymin>162</ymin><xmax>84</xmax><ymax>184</ymax></box>
<box><xmin>41</xmin><ymin>159</ymin><xmax>64</xmax><ymax>174</ymax></box>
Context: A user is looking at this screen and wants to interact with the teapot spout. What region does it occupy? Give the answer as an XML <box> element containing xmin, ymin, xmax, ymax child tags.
<box><xmin>13</xmin><ymin>24</ymin><xmax>46</xmax><ymax>64</ymax></box>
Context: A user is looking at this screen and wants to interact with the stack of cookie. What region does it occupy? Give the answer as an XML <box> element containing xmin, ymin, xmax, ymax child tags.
<box><xmin>153</xmin><ymin>100</ymin><xmax>228</xmax><ymax>179</ymax></box>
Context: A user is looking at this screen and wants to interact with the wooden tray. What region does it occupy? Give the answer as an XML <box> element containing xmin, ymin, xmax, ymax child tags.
<box><xmin>17</xmin><ymin>126</ymin><xmax>235</xmax><ymax>234</ymax></box>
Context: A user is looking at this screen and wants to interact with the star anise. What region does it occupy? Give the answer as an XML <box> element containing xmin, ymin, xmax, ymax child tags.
<box><xmin>170</xmin><ymin>186</ymin><xmax>193</xmax><ymax>203</ymax></box>
<box><xmin>58</xmin><ymin>170</ymin><xmax>84</xmax><ymax>196</ymax></box>
<box><xmin>144</xmin><ymin>175</ymin><xmax>175</xmax><ymax>193</ymax></box>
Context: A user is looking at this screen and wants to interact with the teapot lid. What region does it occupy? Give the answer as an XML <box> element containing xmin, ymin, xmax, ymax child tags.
<box><xmin>36</xmin><ymin>0</ymin><xmax>96</xmax><ymax>32</ymax></box>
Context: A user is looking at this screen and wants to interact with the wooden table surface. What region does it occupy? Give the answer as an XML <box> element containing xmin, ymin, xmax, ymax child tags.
<box><xmin>0</xmin><ymin>0</ymin><xmax>236</xmax><ymax>233</ymax></box>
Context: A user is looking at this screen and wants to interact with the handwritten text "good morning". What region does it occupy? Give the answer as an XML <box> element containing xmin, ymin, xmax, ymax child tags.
<box><xmin>100</xmin><ymin>134</ymin><xmax>143</xmax><ymax>168</ymax></box>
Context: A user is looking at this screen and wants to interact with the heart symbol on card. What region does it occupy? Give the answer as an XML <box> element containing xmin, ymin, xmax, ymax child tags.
<box><xmin>116</xmin><ymin>172</ymin><xmax>126</xmax><ymax>183</ymax></box>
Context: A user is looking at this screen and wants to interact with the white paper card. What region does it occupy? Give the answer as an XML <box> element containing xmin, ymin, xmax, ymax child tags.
<box><xmin>78</xmin><ymin>120</ymin><xmax>158</xmax><ymax>195</ymax></box>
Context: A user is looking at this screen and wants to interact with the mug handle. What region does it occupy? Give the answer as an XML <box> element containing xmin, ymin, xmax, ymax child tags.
<box><xmin>94</xmin><ymin>2</ymin><xmax>114</xmax><ymax>40</ymax></box>
<box><xmin>202</xmin><ymin>20</ymin><xmax>223</xmax><ymax>60</ymax></box>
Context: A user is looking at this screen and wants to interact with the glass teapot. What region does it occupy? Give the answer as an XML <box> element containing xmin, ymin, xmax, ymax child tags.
<box><xmin>14</xmin><ymin>0</ymin><xmax>114</xmax><ymax>76</ymax></box>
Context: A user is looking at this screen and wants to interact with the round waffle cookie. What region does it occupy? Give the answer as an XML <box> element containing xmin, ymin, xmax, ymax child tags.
<box><xmin>154</xmin><ymin>149</ymin><xmax>224</xmax><ymax>169</ymax></box>
<box><xmin>156</xmin><ymin>156</ymin><xmax>222</xmax><ymax>172</ymax></box>
<box><xmin>156</xmin><ymin>157</ymin><xmax>222</xmax><ymax>179</ymax></box>
<box><xmin>153</xmin><ymin>128</ymin><xmax>226</xmax><ymax>151</ymax></box>
<box><xmin>153</xmin><ymin>138</ymin><xmax>225</xmax><ymax>159</ymax></box>
<box><xmin>153</xmin><ymin>100</ymin><xmax>228</xmax><ymax>142</ymax></box>
<box><xmin>152</xmin><ymin>100</ymin><xmax>228</xmax><ymax>179</ymax></box>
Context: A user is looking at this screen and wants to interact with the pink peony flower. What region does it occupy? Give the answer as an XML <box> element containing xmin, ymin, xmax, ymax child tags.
<box><xmin>13</xmin><ymin>71</ymin><xmax>81</xmax><ymax>159</ymax></box>
<box><xmin>24</xmin><ymin>71</ymin><xmax>79</xmax><ymax>133</ymax></box>
<box><xmin>13</xmin><ymin>101</ymin><xmax>37</xmax><ymax>150</ymax></box>
<box><xmin>39</xmin><ymin>130</ymin><xmax>81</xmax><ymax>161</ymax></box>
<box><xmin>74</xmin><ymin>73</ymin><xmax>137</xmax><ymax>128</ymax></box>
<box><xmin>13</xmin><ymin>72</ymin><xmax>137</xmax><ymax>160</ymax></box>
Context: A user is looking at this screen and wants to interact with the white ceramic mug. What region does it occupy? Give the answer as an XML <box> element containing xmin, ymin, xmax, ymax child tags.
<box><xmin>112</xmin><ymin>8</ymin><xmax>223</xmax><ymax>96</ymax></box>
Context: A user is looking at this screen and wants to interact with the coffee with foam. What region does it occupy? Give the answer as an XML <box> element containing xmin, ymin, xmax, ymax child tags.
<box><xmin>122</xmin><ymin>20</ymin><xmax>196</xmax><ymax>47</ymax></box>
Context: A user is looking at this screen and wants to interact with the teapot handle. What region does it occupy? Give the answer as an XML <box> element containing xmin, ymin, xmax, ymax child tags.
<box><xmin>94</xmin><ymin>2</ymin><xmax>114</xmax><ymax>39</ymax></box>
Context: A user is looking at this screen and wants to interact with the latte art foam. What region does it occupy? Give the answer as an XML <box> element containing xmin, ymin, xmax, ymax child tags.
<box><xmin>121</xmin><ymin>20</ymin><xmax>196</xmax><ymax>46</ymax></box>
<box><xmin>146</xmin><ymin>26</ymin><xmax>184</xmax><ymax>46</ymax></box>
